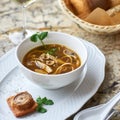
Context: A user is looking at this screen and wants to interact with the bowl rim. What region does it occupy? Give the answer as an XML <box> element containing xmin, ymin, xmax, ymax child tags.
<box><xmin>16</xmin><ymin>31</ymin><xmax>88</xmax><ymax>77</ymax></box>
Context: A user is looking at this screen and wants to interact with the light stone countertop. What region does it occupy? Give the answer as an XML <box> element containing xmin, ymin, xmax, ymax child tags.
<box><xmin>0</xmin><ymin>0</ymin><xmax>120</xmax><ymax>120</ymax></box>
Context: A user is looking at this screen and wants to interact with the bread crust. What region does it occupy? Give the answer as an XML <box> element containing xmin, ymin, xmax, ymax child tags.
<box><xmin>70</xmin><ymin>0</ymin><xmax>91</xmax><ymax>18</ymax></box>
<box><xmin>110</xmin><ymin>0</ymin><xmax>120</xmax><ymax>7</ymax></box>
<box><xmin>7</xmin><ymin>94</ymin><xmax>38</xmax><ymax>117</ymax></box>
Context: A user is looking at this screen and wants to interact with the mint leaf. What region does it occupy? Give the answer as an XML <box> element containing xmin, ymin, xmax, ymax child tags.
<box><xmin>36</xmin><ymin>106</ymin><xmax>47</xmax><ymax>113</ymax></box>
<box><xmin>30</xmin><ymin>32</ymin><xmax>48</xmax><ymax>46</ymax></box>
<box><xmin>36</xmin><ymin>96</ymin><xmax>54</xmax><ymax>113</ymax></box>
<box><xmin>36</xmin><ymin>96</ymin><xmax>42</xmax><ymax>106</ymax></box>
<box><xmin>39</xmin><ymin>107</ymin><xmax>47</xmax><ymax>113</ymax></box>
<box><xmin>41</xmin><ymin>97</ymin><xmax>47</xmax><ymax>104</ymax></box>
<box><xmin>38</xmin><ymin>32</ymin><xmax>48</xmax><ymax>40</ymax></box>
<box><xmin>36</xmin><ymin>105</ymin><xmax>42</xmax><ymax>112</ymax></box>
<box><xmin>36</xmin><ymin>96</ymin><xmax>41</xmax><ymax>102</ymax></box>
<box><xmin>45</xmin><ymin>99</ymin><xmax>54</xmax><ymax>105</ymax></box>
<box><xmin>30</xmin><ymin>34</ymin><xmax>39</xmax><ymax>42</ymax></box>
<box><xmin>42</xmin><ymin>97</ymin><xmax>54</xmax><ymax>105</ymax></box>
<box><xmin>47</xmin><ymin>48</ymin><xmax>57</xmax><ymax>55</ymax></box>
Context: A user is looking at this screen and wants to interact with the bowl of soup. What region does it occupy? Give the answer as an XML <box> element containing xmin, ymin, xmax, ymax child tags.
<box><xmin>16</xmin><ymin>31</ymin><xmax>87</xmax><ymax>89</ymax></box>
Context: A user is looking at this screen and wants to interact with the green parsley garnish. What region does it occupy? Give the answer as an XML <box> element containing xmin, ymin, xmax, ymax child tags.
<box><xmin>47</xmin><ymin>48</ymin><xmax>57</xmax><ymax>55</ymax></box>
<box><xmin>42</xmin><ymin>97</ymin><xmax>54</xmax><ymax>105</ymax></box>
<box><xmin>36</xmin><ymin>106</ymin><xmax>47</xmax><ymax>113</ymax></box>
<box><xmin>30</xmin><ymin>32</ymin><xmax>48</xmax><ymax>46</ymax></box>
<box><xmin>36</xmin><ymin>96</ymin><xmax>54</xmax><ymax>113</ymax></box>
<box><xmin>30</xmin><ymin>32</ymin><xmax>57</xmax><ymax>55</ymax></box>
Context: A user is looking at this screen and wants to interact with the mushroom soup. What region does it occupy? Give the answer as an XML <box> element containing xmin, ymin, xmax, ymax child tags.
<box><xmin>22</xmin><ymin>44</ymin><xmax>81</xmax><ymax>74</ymax></box>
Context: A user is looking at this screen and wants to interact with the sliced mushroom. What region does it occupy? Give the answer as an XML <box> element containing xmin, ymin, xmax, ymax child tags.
<box><xmin>63</xmin><ymin>49</ymin><xmax>77</xmax><ymax>59</ymax></box>
<box><xmin>26</xmin><ymin>61</ymin><xmax>34</xmax><ymax>66</ymax></box>
<box><xmin>47</xmin><ymin>53</ymin><xmax>57</xmax><ymax>62</ymax></box>
<box><xmin>39</xmin><ymin>53</ymin><xmax>49</xmax><ymax>62</ymax></box>
<box><xmin>35</xmin><ymin>60</ymin><xmax>53</xmax><ymax>73</ymax></box>
<box><xmin>12</xmin><ymin>91</ymin><xmax>34</xmax><ymax>110</ymax></box>
<box><xmin>63</xmin><ymin>49</ymin><xmax>74</xmax><ymax>55</ymax></box>
<box><xmin>39</xmin><ymin>53</ymin><xmax>57</xmax><ymax>63</ymax></box>
<box><xmin>46</xmin><ymin>60</ymin><xmax>55</xmax><ymax>66</ymax></box>
<box><xmin>60</xmin><ymin>56</ymin><xmax>72</xmax><ymax>63</ymax></box>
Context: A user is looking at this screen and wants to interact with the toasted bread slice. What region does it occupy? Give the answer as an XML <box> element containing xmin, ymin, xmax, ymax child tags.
<box><xmin>7</xmin><ymin>93</ymin><xmax>38</xmax><ymax>117</ymax></box>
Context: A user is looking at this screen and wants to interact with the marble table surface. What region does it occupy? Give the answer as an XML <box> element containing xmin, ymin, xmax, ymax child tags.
<box><xmin>0</xmin><ymin>0</ymin><xmax>120</xmax><ymax>120</ymax></box>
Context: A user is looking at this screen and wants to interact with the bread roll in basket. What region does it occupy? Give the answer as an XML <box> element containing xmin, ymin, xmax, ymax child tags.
<box><xmin>58</xmin><ymin>0</ymin><xmax>120</xmax><ymax>35</ymax></box>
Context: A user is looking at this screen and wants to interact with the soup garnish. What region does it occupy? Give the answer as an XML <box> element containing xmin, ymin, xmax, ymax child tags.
<box><xmin>22</xmin><ymin>32</ymin><xmax>81</xmax><ymax>74</ymax></box>
<box><xmin>30</xmin><ymin>32</ymin><xmax>48</xmax><ymax>47</ymax></box>
<box><xmin>36</xmin><ymin>96</ymin><xmax>54</xmax><ymax>113</ymax></box>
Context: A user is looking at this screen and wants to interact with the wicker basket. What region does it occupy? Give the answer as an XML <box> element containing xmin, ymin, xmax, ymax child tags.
<box><xmin>58</xmin><ymin>0</ymin><xmax>120</xmax><ymax>35</ymax></box>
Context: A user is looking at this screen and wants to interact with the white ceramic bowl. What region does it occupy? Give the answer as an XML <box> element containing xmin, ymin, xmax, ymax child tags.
<box><xmin>16</xmin><ymin>31</ymin><xmax>87</xmax><ymax>89</ymax></box>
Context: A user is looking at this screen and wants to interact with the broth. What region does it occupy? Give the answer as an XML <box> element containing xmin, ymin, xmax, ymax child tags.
<box><xmin>22</xmin><ymin>44</ymin><xmax>81</xmax><ymax>74</ymax></box>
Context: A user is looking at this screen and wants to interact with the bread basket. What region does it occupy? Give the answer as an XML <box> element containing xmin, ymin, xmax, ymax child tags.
<box><xmin>58</xmin><ymin>0</ymin><xmax>120</xmax><ymax>35</ymax></box>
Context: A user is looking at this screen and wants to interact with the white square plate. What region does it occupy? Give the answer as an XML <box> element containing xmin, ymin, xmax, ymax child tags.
<box><xmin>0</xmin><ymin>39</ymin><xmax>105</xmax><ymax>120</ymax></box>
